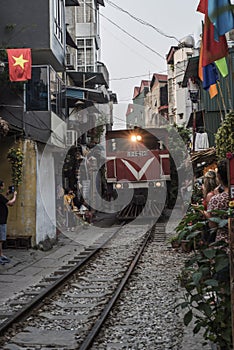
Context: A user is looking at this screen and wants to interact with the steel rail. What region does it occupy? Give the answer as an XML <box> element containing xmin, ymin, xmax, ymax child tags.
<box><xmin>0</xmin><ymin>223</ymin><xmax>125</xmax><ymax>337</ymax></box>
<box><xmin>79</xmin><ymin>224</ymin><xmax>157</xmax><ymax>350</ymax></box>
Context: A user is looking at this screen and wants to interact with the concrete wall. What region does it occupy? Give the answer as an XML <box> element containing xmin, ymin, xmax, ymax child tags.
<box><xmin>0</xmin><ymin>137</ymin><xmax>57</xmax><ymax>246</ymax></box>
<box><xmin>0</xmin><ymin>138</ymin><xmax>37</xmax><ymax>243</ymax></box>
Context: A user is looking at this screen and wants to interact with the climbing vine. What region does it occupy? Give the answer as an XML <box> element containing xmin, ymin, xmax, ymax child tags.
<box><xmin>215</xmin><ymin>112</ymin><xmax>234</xmax><ymax>160</ymax></box>
<box><xmin>7</xmin><ymin>147</ymin><xmax>24</xmax><ymax>189</ymax></box>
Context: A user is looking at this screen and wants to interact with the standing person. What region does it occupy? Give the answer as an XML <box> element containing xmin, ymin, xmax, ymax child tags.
<box><xmin>0</xmin><ymin>180</ymin><xmax>17</xmax><ymax>265</ymax></box>
<box><xmin>64</xmin><ymin>188</ymin><xmax>75</xmax><ymax>231</ymax></box>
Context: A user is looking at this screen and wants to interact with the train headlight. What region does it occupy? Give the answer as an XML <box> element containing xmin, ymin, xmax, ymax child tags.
<box><xmin>136</xmin><ymin>135</ymin><xmax>142</xmax><ymax>141</ymax></box>
<box><xmin>116</xmin><ymin>183</ymin><xmax>122</xmax><ymax>189</ymax></box>
<box><xmin>155</xmin><ymin>181</ymin><xmax>162</xmax><ymax>187</ymax></box>
<box><xmin>130</xmin><ymin>134</ymin><xmax>142</xmax><ymax>142</ymax></box>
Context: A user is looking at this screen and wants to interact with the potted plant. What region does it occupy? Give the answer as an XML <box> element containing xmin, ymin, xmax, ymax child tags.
<box><xmin>168</xmin><ymin>235</ymin><xmax>180</xmax><ymax>249</ymax></box>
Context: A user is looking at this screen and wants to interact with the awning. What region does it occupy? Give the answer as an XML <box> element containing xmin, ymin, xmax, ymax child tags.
<box><xmin>182</xmin><ymin>56</ymin><xmax>199</xmax><ymax>88</ymax></box>
<box><xmin>186</xmin><ymin>110</ymin><xmax>204</xmax><ymax>128</ymax></box>
<box><xmin>66</xmin><ymin>86</ymin><xmax>109</xmax><ymax>105</ymax></box>
<box><xmin>65</xmin><ymin>0</ymin><xmax>79</xmax><ymax>6</ymax></box>
<box><xmin>66</xmin><ymin>30</ymin><xmax>78</xmax><ymax>50</ymax></box>
<box><xmin>67</xmin><ymin>71</ymin><xmax>108</xmax><ymax>88</ymax></box>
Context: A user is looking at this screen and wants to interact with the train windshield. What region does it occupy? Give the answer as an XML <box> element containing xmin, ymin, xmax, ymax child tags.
<box><xmin>107</xmin><ymin>130</ymin><xmax>167</xmax><ymax>153</ymax></box>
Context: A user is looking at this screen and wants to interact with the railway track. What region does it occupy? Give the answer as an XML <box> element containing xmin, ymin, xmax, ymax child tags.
<box><xmin>0</xmin><ymin>221</ymin><xmax>166</xmax><ymax>349</ymax></box>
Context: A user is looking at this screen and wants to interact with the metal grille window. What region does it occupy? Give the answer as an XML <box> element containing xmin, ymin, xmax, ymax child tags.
<box><xmin>54</xmin><ymin>0</ymin><xmax>64</xmax><ymax>45</ymax></box>
<box><xmin>77</xmin><ymin>38</ymin><xmax>95</xmax><ymax>72</ymax></box>
<box><xmin>77</xmin><ymin>0</ymin><xmax>94</xmax><ymax>23</ymax></box>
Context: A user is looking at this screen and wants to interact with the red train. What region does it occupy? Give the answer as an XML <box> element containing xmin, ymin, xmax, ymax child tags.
<box><xmin>105</xmin><ymin>127</ymin><xmax>171</xmax><ymax>220</ymax></box>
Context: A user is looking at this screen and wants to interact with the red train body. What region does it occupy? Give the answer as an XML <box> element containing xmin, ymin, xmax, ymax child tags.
<box><xmin>105</xmin><ymin>127</ymin><xmax>171</xmax><ymax>219</ymax></box>
<box><xmin>106</xmin><ymin>127</ymin><xmax>170</xmax><ymax>187</ymax></box>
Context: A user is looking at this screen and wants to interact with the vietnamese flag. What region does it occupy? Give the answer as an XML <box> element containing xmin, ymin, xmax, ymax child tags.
<box><xmin>7</xmin><ymin>48</ymin><xmax>32</xmax><ymax>82</ymax></box>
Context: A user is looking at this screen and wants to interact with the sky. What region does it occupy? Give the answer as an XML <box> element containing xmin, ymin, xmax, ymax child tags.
<box><xmin>99</xmin><ymin>1</ymin><xmax>204</xmax><ymax>129</ymax></box>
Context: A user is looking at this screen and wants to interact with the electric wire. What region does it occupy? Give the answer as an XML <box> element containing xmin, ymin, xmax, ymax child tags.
<box><xmin>83</xmin><ymin>0</ymin><xmax>191</xmax><ymax>78</ymax></box>
<box><xmin>105</xmin><ymin>0</ymin><xmax>180</xmax><ymax>43</ymax></box>
<box><xmin>101</xmin><ymin>23</ymin><xmax>161</xmax><ymax>69</ymax></box>
<box><xmin>80</xmin><ymin>0</ymin><xmax>165</xmax><ymax>60</ymax></box>
<box><xmin>100</xmin><ymin>12</ymin><xmax>165</xmax><ymax>60</ymax></box>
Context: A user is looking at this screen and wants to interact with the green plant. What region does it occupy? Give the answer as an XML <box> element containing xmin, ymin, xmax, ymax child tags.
<box><xmin>168</xmin><ymin>235</ymin><xmax>179</xmax><ymax>243</ymax></box>
<box><xmin>177</xmin><ymin>211</ymin><xmax>231</xmax><ymax>348</ymax></box>
<box><xmin>5</xmin><ymin>24</ymin><xmax>16</xmax><ymax>31</ymax></box>
<box><xmin>176</xmin><ymin>204</ymin><xmax>206</xmax><ymax>246</ymax></box>
<box><xmin>215</xmin><ymin>112</ymin><xmax>234</xmax><ymax>160</ymax></box>
<box><xmin>179</xmin><ymin>242</ymin><xmax>231</xmax><ymax>348</ymax></box>
<box><xmin>7</xmin><ymin>147</ymin><xmax>24</xmax><ymax>189</ymax></box>
<box><xmin>168</xmin><ymin>235</ymin><xmax>180</xmax><ymax>249</ymax></box>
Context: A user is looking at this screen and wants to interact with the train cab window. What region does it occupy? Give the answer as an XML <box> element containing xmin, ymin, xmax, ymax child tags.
<box><xmin>143</xmin><ymin>134</ymin><xmax>166</xmax><ymax>151</ymax></box>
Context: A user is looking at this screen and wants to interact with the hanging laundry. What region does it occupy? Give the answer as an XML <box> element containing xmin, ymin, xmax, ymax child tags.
<box><xmin>194</xmin><ymin>132</ymin><xmax>210</xmax><ymax>151</ymax></box>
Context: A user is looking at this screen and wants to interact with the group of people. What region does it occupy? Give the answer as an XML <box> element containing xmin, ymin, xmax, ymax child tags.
<box><xmin>57</xmin><ymin>187</ymin><xmax>93</xmax><ymax>232</ymax></box>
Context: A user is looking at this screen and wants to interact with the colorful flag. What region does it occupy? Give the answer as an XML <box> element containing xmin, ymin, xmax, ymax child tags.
<box><xmin>198</xmin><ymin>40</ymin><xmax>218</xmax><ymax>98</ymax></box>
<box><xmin>202</xmin><ymin>15</ymin><xmax>228</xmax><ymax>66</ymax></box>
<box><xmin>215</xmin><ymin>56</ymin><xmax>228</xmax><ymax>77</ymax></box>
<box><xmin>197</xmin><ymin>0</ymin><xmax>208</xmax><ymax>15</ymax></box>
<box><xmin>197</xmin><ymin>0</ymin><xmax>230</xmax><ymax>98</ymax></box>
<box><xmin>209</xmin><ymin>84</ymin><xmax>218</xmax><ymax>98</ymax></box>
<box><xmin>208</xmin><ymin>0</ymin><xmax>234</xmax><ymax>41</ymax></box>
<box><xmin>202</xmin><ymin>63</ymin><xmax>219</xmax><ymax>90</ymax></box>
<box><xmin>7</xmin><ymin>48</ymin><xmax>32</xmax><ymax>82</ymax></box>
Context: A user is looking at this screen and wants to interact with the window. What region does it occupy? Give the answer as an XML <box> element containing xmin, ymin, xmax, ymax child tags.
<box><xmin>77</xmin><ymin>0</ymin><xmax>94</xmax><ymax>23</ymax></box>
<box><xmin>26</xmin><ymin>67</ymin><xmax>49</xmax><ymax>111</ymax></box>
<box><xmin>54</xmin><ymin>0</ymin><xmax>64</xmax><ymax>45</ymax></box>
<box><xmin>26</xmin><ymin>66</ymin><xmax>66</xmax><ymax>119</ymax></box>
<box><xmin>77</xmin><ymin>38</ymin><xmax>95</xmax><ymax>72</ymax></box>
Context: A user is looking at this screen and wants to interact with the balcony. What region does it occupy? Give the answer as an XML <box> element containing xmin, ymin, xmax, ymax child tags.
<box><xmin>67</xmin><ymin>62</ymin><xmax>109</xmax><ymax>89</ymax></box>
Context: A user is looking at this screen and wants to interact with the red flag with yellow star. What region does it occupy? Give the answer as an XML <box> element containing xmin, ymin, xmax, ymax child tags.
<box><xmin>7</xmin><ymin>48</ymin><xmax>32</xmax><ymax>82</ymax></box>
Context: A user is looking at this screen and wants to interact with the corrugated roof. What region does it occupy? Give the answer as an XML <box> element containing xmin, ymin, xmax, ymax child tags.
<box><xmin>153</xmin><ymin>73</ymin><xmax>167</xmax><ymax>82</ymax></box>
<box><xmin>150</xmin><ymin>73</ymin><xmax>167</xmax><ymax>89</ymax></box>
<box><xmin>139</xmin><ymin>80</ymin><xmax>150</xmax><ymax>93</ymax></box>
<box><xmin>166</xmin><ymin>46</ymin><xmax>179</xmax><ymax>64</ymax></box>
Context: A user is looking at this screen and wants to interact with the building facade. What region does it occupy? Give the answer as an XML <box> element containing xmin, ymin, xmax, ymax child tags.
<box><xmin>0</xmin><ymin>0</ymin><xmax>116</xmax><ymax>246</ymax></box>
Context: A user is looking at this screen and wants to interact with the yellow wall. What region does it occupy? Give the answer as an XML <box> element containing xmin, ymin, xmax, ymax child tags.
<box><xmin>0</xmin><ymin>138</ymin><xmax>37</xmax><ymax>245</ymax></box>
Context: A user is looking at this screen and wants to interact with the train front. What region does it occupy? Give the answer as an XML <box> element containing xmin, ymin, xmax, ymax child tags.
<box><xmin>105</xmin><ymin>128</ymin><xmax>171</xmax><ymax>221</ymax></box>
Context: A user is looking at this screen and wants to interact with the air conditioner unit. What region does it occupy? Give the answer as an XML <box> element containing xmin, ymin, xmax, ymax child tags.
<box><xmin>66</xmin><ymin>130</ymin><xmax>77</xmax><ymax>147</ymax></box>
<box><xmin>66</xmin><ymin>53</ymin><xmax>75</xmax><ymax>70</ymax></box>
